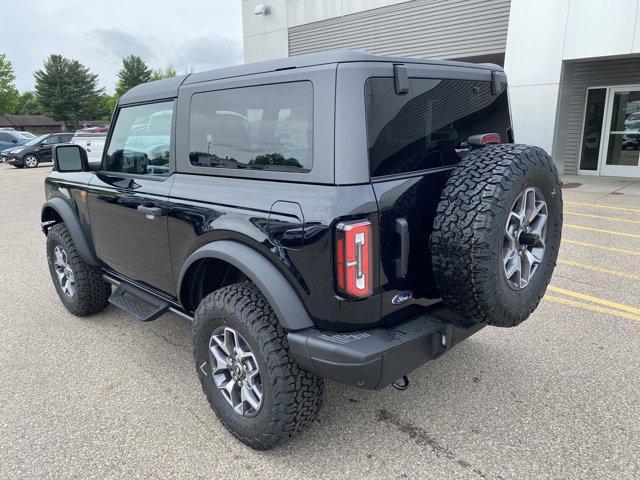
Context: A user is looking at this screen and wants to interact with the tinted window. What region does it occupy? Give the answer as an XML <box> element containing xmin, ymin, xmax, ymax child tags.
<box><xmin>579</xmin><ymin>88</ymin><xmax>606</xmax><ymax>171</ymax></box>
<box><xmin>105</xmin><ymin>101</ymin><xmax>173</xmax><ymax>176</ymax></box>
<box><xmin>189</xmin><ymin>82</ymin><xmax>313</xmax><ymax>172</ymax></box>
<box><xmin>59</xmin><ymin>133</ymin><xmax>74</xmax><ymax>143</ymax></box>
<box><xmin>365</xmin><ymin>78</ymin><xmax>512</xmax><ymax>177</ymax></box>
<box><xmin>0</xmin><ymin>133</ymin><xmax>12</xmax><ymax>142</ymax></box>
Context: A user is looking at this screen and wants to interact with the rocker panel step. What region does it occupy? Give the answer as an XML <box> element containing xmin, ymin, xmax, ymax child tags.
<box><xmin>108</xmin><ymin>282</ymin><xmax>170</xmax><ymax>322</ymax></box>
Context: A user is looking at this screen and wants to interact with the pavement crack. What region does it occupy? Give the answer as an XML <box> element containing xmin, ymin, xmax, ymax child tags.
<box><xmin>149</xmin><ymin>328</ymin><xmax>186</xmax><ymax>348</ymax></box>
<box><xmin>376</xmin><ymin>408</ymin><xmax>502</xmax><ymax>479</ymax></box>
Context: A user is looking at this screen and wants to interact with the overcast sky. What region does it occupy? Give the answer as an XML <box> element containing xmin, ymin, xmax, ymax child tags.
<box><xmin>3</xmin><ymin>0</ymin><xmax>243</xmax><ymax>94</ymax></box>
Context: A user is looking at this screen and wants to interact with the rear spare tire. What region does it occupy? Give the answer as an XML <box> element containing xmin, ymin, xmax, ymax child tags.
<box><xmin>430</xmin><ymin>144</ymin><xmax>562</xmax><ymax>327</ymax></box>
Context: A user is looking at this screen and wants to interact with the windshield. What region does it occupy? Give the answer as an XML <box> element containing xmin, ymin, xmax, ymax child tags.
<box><xmin>25</xmin><ymin>134</ymin><xmax>48</xmax><ymax>146</ymax></box>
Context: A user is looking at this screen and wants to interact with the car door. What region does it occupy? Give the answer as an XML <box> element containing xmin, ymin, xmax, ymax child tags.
<box><xmin>37</xmin><ymin>135</ymin><xmax>57</xmax><ymax>161</ymax></box>
<box><xmin>87</xmin><ymin>100</ymin><xmax>176</xmax><ymax>295</ymax></box>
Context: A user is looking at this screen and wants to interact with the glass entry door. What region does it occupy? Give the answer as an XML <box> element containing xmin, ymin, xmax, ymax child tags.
<box><xmin>600</xmin><ymin>87</ymin><xmax>640</xmax><ymax>177</ymax></box>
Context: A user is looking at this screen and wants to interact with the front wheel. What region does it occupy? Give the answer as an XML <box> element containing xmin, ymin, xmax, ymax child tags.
<box><xmin>46</xmin><ymin>224</ymin><xmax>111</xmax><ymax>316</ymax></box>
<box><xmin>193</xmin><ymin>282</ymin><xmax>324</xmax><ymax>450</ymax></box>
<box><xmin>23</xmin><ymin>155</ymin><xmax>39</xmax><ymax>168</ymax></box>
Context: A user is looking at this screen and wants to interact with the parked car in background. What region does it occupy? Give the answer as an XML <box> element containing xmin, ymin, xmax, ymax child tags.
<box><xmin>4</xmin><ymin>132</ymin><xmax>74</xmax><ymax>168</ymax></box>
<box><xmin>0</xmin><ymin>130</ymin><xmax>30</xmax><ymax>156</ymax></box>
<box><xmin>19</xmin><ymin>131</ymin><xmax>37</xmax><ymax>140</ymax></box>
<box><xmin>70</xmin><ymin>126</ymin><xmax>109</xmax><ymax>168</ymax></box>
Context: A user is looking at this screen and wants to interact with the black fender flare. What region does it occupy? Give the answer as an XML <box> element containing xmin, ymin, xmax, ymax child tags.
<box><xmin>41</xmin><ymin>197</ymin><xmax>98</xmax><ymax>266</ymax></box>
<box><xmin>178</xmin><ymin>240</ymin><xmax>314</xmax><ymax>331</ymax></box>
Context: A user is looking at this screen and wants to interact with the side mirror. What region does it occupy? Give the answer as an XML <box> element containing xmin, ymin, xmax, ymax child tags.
<box><xmin>11</xmin><ymin>139</ymin><xmax>17</xmax><ymax>143</ymax></box>
<box><xmin>53</xmin><ymin>144</ymin><xmax>88</xmax><ymax>172</ymax></box>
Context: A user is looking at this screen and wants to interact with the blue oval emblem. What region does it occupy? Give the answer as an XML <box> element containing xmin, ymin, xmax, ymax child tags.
<box><xmin>392</xmin><ymin>291</ymin><xmax>413</xmax><ymax>305</ymax></box>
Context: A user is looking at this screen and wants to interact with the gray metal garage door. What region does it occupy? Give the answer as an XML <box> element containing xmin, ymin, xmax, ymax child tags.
<box><xmin>288</xmin><ymin>0</ymin><xmax>511</xmax><ymax>61</ymax></box>
<box><xmin>559</xmin><ymin>57</ymin><xmax>640</xmax><ymax>175</ymax></box>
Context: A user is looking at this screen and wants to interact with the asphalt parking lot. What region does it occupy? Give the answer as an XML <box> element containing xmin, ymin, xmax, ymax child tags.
<box><xmin>1</xmin><ymin>164</ymin><xmax>639</xmax><ymax>480</ymax></box>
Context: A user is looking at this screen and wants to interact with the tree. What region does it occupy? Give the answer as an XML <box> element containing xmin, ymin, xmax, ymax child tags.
<box><xmin>34</xmin><ymin>55</ymin><xmax>106</xmax><ymax>127</ymax></box>
<box><xmin>14</xmin><ymin>91</ymin><xmax>43</xmax><ymax>115</ymax></box>
<box><xmin>115</xmin><ymin>55</ymin><xmax>152</xmax><ymax>96</ymax></box>
<box><xmin>0</xmin><ymin>54</ymin><xmax>19</xmax><ymax>115</ymax></box>
<box><xmin>150</xmin><ymin>65</ymin><xmax>177</xmax><ymax>81</ymax></box>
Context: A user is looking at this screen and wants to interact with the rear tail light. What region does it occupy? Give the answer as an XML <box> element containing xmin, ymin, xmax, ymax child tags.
<box><xmin>335</xmin><ymin>220</ymin><xmax>372</xmax><ymax>299</ymax></box>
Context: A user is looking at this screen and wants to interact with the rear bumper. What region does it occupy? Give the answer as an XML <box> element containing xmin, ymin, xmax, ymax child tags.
<box><xmin>288</xmin><ymin>305</ymin><xmax>485</xmax><ymax>389</ymax></box>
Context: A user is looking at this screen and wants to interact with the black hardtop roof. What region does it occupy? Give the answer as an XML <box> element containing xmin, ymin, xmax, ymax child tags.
<box><xmin>119</xmin><ymin>50</ymin><xmax>503</xmax><ymax>105</ymax></box>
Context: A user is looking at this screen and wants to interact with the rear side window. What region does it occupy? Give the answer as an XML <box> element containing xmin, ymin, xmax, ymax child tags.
<box><xmin>365</xmin><ymin>78</ymin><xmax>511</xmax><ymax>177</ymax></box>
<box><xmin>105</xmin><ymin>101</ymin><xmax>173</xmax><ymax>176</ymax></box>
<box><xmin>189</xmin><ymin>81</ymin><xmax>313</xmax><ymax>172</ymax></box>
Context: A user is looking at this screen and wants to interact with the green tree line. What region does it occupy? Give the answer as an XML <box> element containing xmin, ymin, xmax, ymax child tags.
<box><xmin>0</xmin><ymin>53</ymin><xmax>176</xmax><ymax>128</ymax></box>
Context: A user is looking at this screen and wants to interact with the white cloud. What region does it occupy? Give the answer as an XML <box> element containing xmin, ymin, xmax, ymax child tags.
<box><xmin>3</xmin><ymin>0</ymin><xmax>243</xmax><ymax>94</ymax></box>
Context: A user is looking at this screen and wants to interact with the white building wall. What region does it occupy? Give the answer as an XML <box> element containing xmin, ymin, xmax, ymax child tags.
<box><xmin>242</xmin><ymin>0</ymin><xmax>413</xmax><ymax>62</ymax></box>
<box><xmin>504</xmin><ymin>0</ymin><xmax>640</xmax><ymax>159</ymax></box>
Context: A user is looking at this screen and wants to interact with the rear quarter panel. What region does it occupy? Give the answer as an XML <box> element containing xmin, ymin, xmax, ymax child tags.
<box><xmin>168</xmin><ymin>174</ymin><xmax>381</xmax><ymax>329</ymax></box>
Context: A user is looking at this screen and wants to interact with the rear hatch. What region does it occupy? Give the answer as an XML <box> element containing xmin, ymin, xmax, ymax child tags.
<box><xmin>366</xmin><ymin>73</ymin><xmax>512</xmax><ymax>322</ymax></box>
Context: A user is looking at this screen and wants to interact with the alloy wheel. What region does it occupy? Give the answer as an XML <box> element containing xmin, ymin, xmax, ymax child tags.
<box><xmin>24</xmin><ymin>155</ymin><xmax>38</xmax><ymax>168</ymax></box>
<box><xmin>53</xmin><ymin>245</ymin><xmax>76</xmax><ymax>297</ymax></box>
<box><xmin>502</xmin><ymin>187</ymin><xmax>548</xmax><ymax>290</ymax></box>
<box><xmin>209</xmin><ymin>326</ymin><xmax>263</xmax><ymax>417</ymax></box>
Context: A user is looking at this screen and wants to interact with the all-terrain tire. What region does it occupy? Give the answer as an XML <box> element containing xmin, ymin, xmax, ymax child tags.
<box><xmin>46</xmin><ymin>223</ymin><xmax>111</xmax><ymax>316</ymax></box>
<box><xmin>193</xmin><ymin>282</ymin><xmax>324</xmax><ymax>450</ymax></box>
<box><xmin>430</xmin><ymin>144</ymin><xmax>563</xmax><ymax>327</ymax></box>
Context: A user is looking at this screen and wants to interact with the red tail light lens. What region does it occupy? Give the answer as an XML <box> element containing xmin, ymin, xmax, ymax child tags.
<box><xmin>335</xmin><ymin>220</ymin><xmax>372</xmax><ymax>299</ymax></box>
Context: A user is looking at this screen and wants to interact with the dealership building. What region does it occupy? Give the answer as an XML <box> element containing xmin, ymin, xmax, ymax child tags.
<box><xmin>242</xmin><ymin>0</ymin><xmax>640</xmax><ymax>178</ymax></box>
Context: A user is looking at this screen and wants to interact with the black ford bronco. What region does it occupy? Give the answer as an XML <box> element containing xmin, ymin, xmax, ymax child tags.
<box><xmin>42</xmin><ymin>51</ymin><xmax>562</xmax><ymax>450</ymax></box>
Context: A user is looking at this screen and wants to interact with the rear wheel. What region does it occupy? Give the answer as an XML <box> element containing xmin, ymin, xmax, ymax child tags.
<box><xmin>430</xmin><ymin>144</ymin><xmax>563</xmax><ymax>327</ymax></box>
<box><xmin>193</xmin><ymin>282</ymin><xmax>323</xmax><ymax>450</ymax></box>
<box><xmin>23</xmin><ymin>155</ymin><xmax>39</xmax><ymax>168</ymax></box>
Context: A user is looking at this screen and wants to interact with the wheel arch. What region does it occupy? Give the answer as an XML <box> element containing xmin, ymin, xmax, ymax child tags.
<box><xmin>41</xmin><ymin>197</ymin><xmax>98</xmax><ymax>266</ymax></box>
<box><xmin>178</xmin><ymin>240</ymin><xmax>314</xmax><ymax>331</ymax></box>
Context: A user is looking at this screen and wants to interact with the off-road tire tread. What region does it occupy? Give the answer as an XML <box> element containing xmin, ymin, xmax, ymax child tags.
<box><xmin>430</xmin><ymin>144</ymin><xmax>562</xmax><ymax>327</ymax></box>
<box><xmin>193</xmin><ymin>282</ymin><xmax>323</xmax><ymax>450</ymax></box>
<box><xmin>47</xmin><ymin>223</ymin><xmax>111</xmax><ymax>316</ymax></box>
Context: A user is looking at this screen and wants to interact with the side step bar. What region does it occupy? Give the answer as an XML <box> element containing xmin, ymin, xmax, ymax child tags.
<box><xmin>108</xmin><ymin>282</ymin><xmax>170</xmax><ymax>322</ymax></box>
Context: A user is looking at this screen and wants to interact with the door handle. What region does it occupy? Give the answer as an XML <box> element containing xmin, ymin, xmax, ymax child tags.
<box><xmin>395</xmin><ymin>218</ymin><xmax>410</xmax><ymax>278</ymax></box>
<box><xmin>137</xmin><ymin>205</ymin><xmax>164</xmax><ymax>218</ymax></box>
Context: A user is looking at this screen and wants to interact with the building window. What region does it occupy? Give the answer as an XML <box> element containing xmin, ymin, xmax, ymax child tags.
<box><xmin>579</xmin><ymin>88</ymin><xmax>606</xmax><ymax>171</ymax></box>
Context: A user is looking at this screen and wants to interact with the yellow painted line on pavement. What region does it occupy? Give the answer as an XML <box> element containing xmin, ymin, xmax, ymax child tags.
<box><xmin>557</xmin><ymin>259</ymin><xmax>640</xmax><ymax>280</ymax></box>
<box><xmin>564</xmin><ymin>201</ymin><xmax>640</xmax><ymax>214</ymax></box>
<box><xmin>564</xmin><ymin>223</ymin><xmax>640</xmax><ymax>239</ymax></box>
<box><xmin>547</xmin><ymin>285</ymin><xmax>640</xmax><ymax>316</ymax></box>
<box><xmin>564</xmin><ymin>211</ymin><xmax>640</xmax><ymax>225</ymax></box>
<box><xmin>562</xmin><ymin>240</ymin><xmax>640</xmax><ymax>257</ymax></box>
<box><xmin>545</xmin><ymin>295</ymin><xmax>640</xmax><ymax>322</ymax></box>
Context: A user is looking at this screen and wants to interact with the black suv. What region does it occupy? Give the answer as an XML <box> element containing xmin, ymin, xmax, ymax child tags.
<box><xmin>42</xmin><ymin>51</ymin><xmax>562</xmax><ymax>449</ymax></box>
<box><xmin>6</xmin><ymin>132</ymin><xmax>74</xmax><ymax>168</ymax></box>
